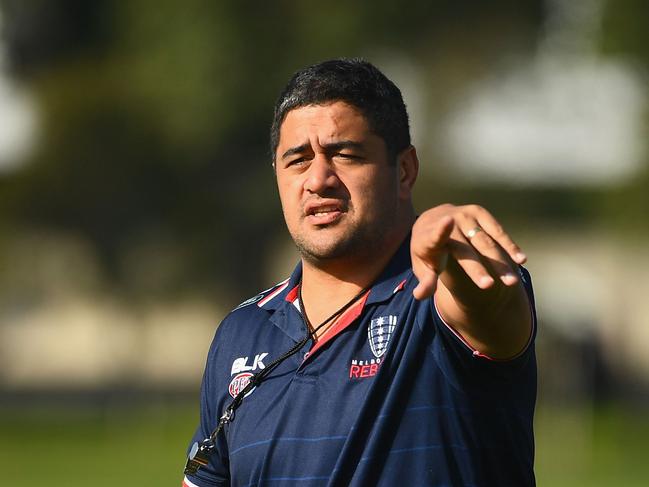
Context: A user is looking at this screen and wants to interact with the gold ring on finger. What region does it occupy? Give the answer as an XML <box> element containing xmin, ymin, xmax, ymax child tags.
<box><xmin>466</xmin><ymin>226</ymin><xmax>483</xmax><ymax>239</ymax></box>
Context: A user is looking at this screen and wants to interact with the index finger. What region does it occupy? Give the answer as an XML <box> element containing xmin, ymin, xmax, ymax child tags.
<box><xmin>470</xmin><ymin>206</ymin><xmax>527</xmax><ymax>264</ymax></box>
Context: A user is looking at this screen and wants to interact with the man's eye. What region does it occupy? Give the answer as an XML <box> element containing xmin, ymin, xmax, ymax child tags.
<box><xmin>336</xmin><ymin>153</ymin><xmax>359</xmax><ymax>160</ymax></box>
<box><xmin>287</xmin><ymin>157</ymin><xmax>307</xmax><ymax>167</ymax></box>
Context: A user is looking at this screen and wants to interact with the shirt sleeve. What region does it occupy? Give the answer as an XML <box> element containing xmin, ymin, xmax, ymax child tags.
<box><xmin>428</xmin><ymin>266</ymin><xmax>538</xmax><ymax>393</ymax></box>
<box><xmin>183</xmin><ymin>324</ymin><xmax>232</xmax><ymax>487</ymax></box>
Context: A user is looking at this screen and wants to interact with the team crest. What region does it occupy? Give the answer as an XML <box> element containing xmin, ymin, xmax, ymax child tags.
<box><xmin>368</xmin><ymin>315</ymin><xmax>397</xmax><ymax>358</ymax></box>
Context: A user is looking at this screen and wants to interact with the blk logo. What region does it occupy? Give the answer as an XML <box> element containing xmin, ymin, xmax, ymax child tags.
<box><xmin>231</xmin><ymin>353</ymin><xmax>269</xmax><ymax>375</ymax></box>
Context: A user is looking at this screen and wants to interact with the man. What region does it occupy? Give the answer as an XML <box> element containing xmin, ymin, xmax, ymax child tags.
<box><xmin>183</xmin><ymin>59</ymin><xmax>536</xmax><ymax>486</ymax></box>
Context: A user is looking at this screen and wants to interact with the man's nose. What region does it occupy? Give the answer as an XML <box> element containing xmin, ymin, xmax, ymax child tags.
<box><xmin>304</xmin><ymin>155</ymin><xmax>340</xmax><ymax>194</ymax></box>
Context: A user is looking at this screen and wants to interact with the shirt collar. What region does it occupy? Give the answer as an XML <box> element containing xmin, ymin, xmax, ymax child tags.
<box><xmin>263</xmin><ymin>234</ymin><xmax>412</xmax><ymax>313</ymax></box>
<box><xmin>260</xmin><ymin>262</ymin><xmax>302</xmax><ymax>312</ymax></box>
<box><xmin>364</xmin><ymin>234</ymin><xmax>411</xmax><ymax>305</ymax></box>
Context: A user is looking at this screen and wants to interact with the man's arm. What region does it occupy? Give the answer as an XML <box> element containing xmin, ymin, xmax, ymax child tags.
<box><xmin>411</xmin><ymin>204</ymin><xmax>532</xmax><ymax>360</ymax></box>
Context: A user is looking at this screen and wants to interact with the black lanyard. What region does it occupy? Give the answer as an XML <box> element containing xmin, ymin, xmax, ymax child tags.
<box><xmin>184</xmin><ymin>283</ymin><xmax>371</xmax><ymax>475</ymax></box>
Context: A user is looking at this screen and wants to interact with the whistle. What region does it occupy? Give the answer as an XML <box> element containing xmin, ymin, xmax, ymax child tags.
<box><xmin>184</xmin><ymin>440</ymin><xmax>213</xmax><ymax>475</ymax></box>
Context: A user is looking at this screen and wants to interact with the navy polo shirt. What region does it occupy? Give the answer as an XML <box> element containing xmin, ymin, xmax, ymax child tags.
<box><xmin>184</xmin><ymin>238</ymin><xmax>537</xmax><ymax>487</ymax></box>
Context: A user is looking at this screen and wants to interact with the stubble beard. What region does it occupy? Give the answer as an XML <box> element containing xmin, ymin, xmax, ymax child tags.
<box><xmin>291</xmin><ymin>205</ymin><xmax>399</xmax><ymax>267</ymax></box>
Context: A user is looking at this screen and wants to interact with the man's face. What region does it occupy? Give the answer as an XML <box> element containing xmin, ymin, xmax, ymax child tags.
<box><xmin>275</xmin><ymin>101</ymin><xmax>401</xmax><ymax>264</ymax></box>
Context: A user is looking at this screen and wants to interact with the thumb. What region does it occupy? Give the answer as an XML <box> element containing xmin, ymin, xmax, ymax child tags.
<box><xmin>413</xmin><ymin>272</ymin><xmax>439</xmax><ymax>300</ymax></box>
<box><xmin>413</xmin><ymin>215</ymin><xmax>454</xmax><ymax>264</ymax></box>
<box><xmin>411</xmin><ymin>215</ymin><xmax>454</xmax><ymax>300</ymax></box>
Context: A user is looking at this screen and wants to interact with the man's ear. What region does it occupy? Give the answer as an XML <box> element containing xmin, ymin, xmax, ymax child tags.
<box><xmin>397</xmin><ymin>146</ymin><xmax>419</xmax><ymax>199</ymax></box>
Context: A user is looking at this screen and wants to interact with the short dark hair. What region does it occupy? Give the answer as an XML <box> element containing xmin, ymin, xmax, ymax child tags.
<box><xmin>270</xmin><ymin>58</ymin><xmax>411</xmax><ymax>163</ymax></box>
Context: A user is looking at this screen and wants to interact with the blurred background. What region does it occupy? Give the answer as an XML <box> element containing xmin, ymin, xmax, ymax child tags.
<box><xmin>0</xmin><ymin>0</ymin><xmax>647</xmax><ymax>485</ymax></box>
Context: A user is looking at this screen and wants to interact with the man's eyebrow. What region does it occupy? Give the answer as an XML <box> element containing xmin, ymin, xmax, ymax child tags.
<box><xmin>281</xmin><ymin>143</ymin><xmax>311</xmax><ymax>160</ymax></box>
<box><xmin>281</xmin><ymin>140</ymin><xmax>365</xmax><ymax>160</ymax></box>
<box><xmin>321</xmin><ymin>140</ymin><xmax>365</xmax><ymax>153</ymax></box>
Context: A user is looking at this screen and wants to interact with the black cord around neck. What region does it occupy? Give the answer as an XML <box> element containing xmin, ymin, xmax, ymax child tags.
<box><xmin>185</xmin><ymin>281</ymin><xmax>372</xmax><ymax>475</ymax></box>
<box><xmin>298</xmin><ymin>283</ymin><xmax>370</xmax><ymax>341</ymax></box>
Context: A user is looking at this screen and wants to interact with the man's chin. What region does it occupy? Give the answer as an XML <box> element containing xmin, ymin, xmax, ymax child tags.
<box><xmin>298</xmin><ymin>245</ymin><xmax>346</xmax><ymax>263</ymax></box>
<box><xmin>295</xmin><ymin>238</ymin><xmax>353</xmax><ymax>263</ymax></box>
<box><xmin>296</xmin><ymin>235</ymin><xmax>375</xmax><ymax>265</ymax></box>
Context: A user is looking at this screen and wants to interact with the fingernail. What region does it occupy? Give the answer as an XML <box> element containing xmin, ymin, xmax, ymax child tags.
<box><xmin>515</xmin><ymin>252</ymin><xmax>527</xmax><ymax>263</ymax></box>
<box><xmin>479</xmin><ymin>275</ymin><xmax>494</xmax><ymax>288</ymax></box>
<box><xmin>501</xmin><ymin>273</ymin><xmax>518</xmax><ymax>285</ymax></box>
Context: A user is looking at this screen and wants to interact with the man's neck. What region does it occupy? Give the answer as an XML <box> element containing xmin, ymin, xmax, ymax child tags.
<box><xmin>299</xmin><ymin>228</ymin><xmax>409</xmax><ymax>327</ymax></box>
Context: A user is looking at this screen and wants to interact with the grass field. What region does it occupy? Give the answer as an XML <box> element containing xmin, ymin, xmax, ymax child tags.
<box><xmin>1</xmin><ymin>401</ymin><xmax>647</xmax><ymax>486</ymax></box>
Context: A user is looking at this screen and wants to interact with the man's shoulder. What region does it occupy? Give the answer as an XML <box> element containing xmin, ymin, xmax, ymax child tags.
<box><xmin>206</xmin><ymin>278</ymin><xmax>293</xmax><ymax>353</ymax></box>
<box><xmin>226</xmin><ymin>277</ymin><xmax>292</xmax><ymax>317</ymax></box>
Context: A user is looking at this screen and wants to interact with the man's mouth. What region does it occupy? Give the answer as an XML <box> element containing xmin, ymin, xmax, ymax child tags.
<box><xmin>304</xmin><ymin>202</ymin><xmax>346</xmax><ymax>225</ymax></box>
<box><xmin>311</xmin><ymin>206</ymin><xmax>339</xmax><ymax>217</ymax></box>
